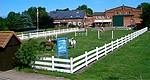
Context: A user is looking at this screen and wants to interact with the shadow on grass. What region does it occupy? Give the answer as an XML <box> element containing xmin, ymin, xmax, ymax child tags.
<box><xmin>104</xmin><ymin>76</ymin><xmax>119</xmax><ymax>80</ymax></box>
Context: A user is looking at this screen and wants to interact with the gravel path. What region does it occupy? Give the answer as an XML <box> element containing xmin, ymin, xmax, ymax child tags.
<box><xmin>0</xmin><ymin>70</ymin><xmax>69</xmax><ymax>80</ymax></box>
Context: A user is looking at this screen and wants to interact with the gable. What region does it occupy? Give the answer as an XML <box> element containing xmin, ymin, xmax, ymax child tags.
<box><xmin>0</xmin><ymin>31</ymin><xmax>22</xmax><ymax>48</ymax></box>
<box><xmin>106</xmin><ymin>5</ymin><xmax>141</xmax><ymax>12</ymax></box>
<box><xmin>50</xmin><ymin>10</ymin><xmax>85</xmax><ymax>19</ymax></box>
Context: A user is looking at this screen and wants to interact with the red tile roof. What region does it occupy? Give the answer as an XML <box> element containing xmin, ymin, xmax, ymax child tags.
<box><xmin>0</xmin><ymin>31</ymin><xmax>23</xmax><ymax>48</ymax></box>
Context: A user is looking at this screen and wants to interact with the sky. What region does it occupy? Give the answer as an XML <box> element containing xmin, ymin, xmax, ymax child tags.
<box><xmin>0</xmin><ymin>0</ymin><xmax>150</xmax><ymax>18</ymax></box>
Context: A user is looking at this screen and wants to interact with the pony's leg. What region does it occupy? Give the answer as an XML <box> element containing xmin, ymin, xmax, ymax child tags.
<box><xmin>51</xmin><ymin>46</ymin><xmax>54</xmax><ymax>51</ymax></box>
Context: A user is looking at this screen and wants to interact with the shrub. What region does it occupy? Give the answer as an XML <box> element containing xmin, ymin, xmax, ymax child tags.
<box><xmin>15</xmin><ymin>39</ymin><xmax>42</xmax><ymax>70</ymax></box>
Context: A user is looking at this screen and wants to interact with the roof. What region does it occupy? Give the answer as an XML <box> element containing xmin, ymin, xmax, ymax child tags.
<box><xmin>49</xmin><ymin>10</ymin><xmax>85</xmax><ymax>19</ymax></box>
<box><xmin>93</xmin><ymin>12</ymin><xmax>105</xmax><ymax>16</ymax></box>
<box><xmin>106</xmin><ymin>5</ymin><xmax>141</xmax><ymax>12</ymax></box>
<box><xmin>0</xmin><ymin>31</ymin><xmax>23</xmax><ymax>48</ymax></box>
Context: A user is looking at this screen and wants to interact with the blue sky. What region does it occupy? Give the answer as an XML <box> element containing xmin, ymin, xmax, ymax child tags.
<box><xmin>1</xmin><ymin>0</ymin><xmax>150</xmax><ymax>17</ymax></box>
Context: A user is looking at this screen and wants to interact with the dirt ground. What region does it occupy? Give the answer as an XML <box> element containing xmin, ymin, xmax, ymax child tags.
<box><xmin>0</xmin><ymin>70</ymin><xmax>69</xmax><ymax>80</ymax></box>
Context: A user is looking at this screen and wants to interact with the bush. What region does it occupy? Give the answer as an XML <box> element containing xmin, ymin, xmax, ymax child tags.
<box><xmin>15</xmin><ymin>39</ymin><xmax>42</xmax><ymax>70</ymax></box>
<box><xmin>68</xmin><ymin>24</ymin><xmax>76</xmax><ymax>28</ymax></box>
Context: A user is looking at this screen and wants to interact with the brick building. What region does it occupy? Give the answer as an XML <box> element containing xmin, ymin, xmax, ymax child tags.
<box><xmin>49</xmin><ymin>10</ymin><xmax>90</xmax><ymax>27</ymax></box>
<box><xmin>93</xmin><ymin>5</ymin><xmax>142</xmax><ymax>27</ymax></box>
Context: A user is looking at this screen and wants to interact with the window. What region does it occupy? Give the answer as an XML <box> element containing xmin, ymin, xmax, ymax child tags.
<box><xmin>99</xmin><ymin>16</ymin><xmax>102</xmax><ymax>19</ymax></box>
<box><xmin>68</xmin><ymin>22</ymin><xmax>72</xmax><ymax>24</ymax></box>
<box><xmin>78</xmin><ymin>22</ymin><xmax>82</xmax><ymax>26</ymax></box>
<box><xmin>96</xmin><ymin>16</ymin><xmax>98</xmax><ymax>19</ymax></box>
<box><xmin>128</xmin><ymin>11</ymin><xmax>130</xmax><ymax>14</ymax></box>
<box><xmin>73</xmin><ymin>22</ymin><xmax>76</xmax><ymax>25</ymax></box>
<box><xmin>107</xmin><ymin>16</ymin><xmax>110</xmax><ymax>19</ymax></box>
<box><xmin>116</xmin><ymin>12</ymin><xmax>118</xmax><ymax>14</ymax></box>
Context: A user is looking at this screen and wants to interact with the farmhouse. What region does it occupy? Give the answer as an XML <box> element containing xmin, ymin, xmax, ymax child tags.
<box><xmin>93</xmin><ymin>4</ymin><xmax>142</xmax><ymax>27</ymax></box>
<box><xmin>0</xmin><ymin>31</ymin><xmax>22</xmax><ymax>71</ymax></box>
<box><xmin>49</xmin><ymin>10</ymin><xmax>92</xmax><ymax>27</ymax></box>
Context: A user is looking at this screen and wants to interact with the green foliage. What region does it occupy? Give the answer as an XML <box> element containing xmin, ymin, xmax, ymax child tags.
<box><xmin>21</xmin><ymin>13</ymin><xmax>34</xmax><ymax>29</ymax></box>
<box><xmin>56</xmin><ymin>8</ymin><xmax>70</xmax><ymax>11</ymax></box>
<box><xmin>76</xmin><ymin>4</ymin><xmax>93</xmax><ymax>15</ymax></box>
<box><xmin>39</xmin><ymin>14</ymin><xmax>54</xmax><ymax>29</ymax></box>
<box><xmin>7</xmin><ymin>12</ymin><xmax>24</xmax><ymax>30</ymax></box>
<box><xmin>68</xmin><ymin>24</ymin><xmax>76</xmax><ymax>28</ymax></box>
<box><xmin>137</xmin><ymin>2</ymin><xmax>150</xmax><ymax>28</ymax></box>
<box><xmin>0</xmin><ymin>17</ymin><xmax>9</xmax><ymax>31</ymax></box>
<box><xmin>15</xmin><ymin>39</ymin><xmax>42</xmax><ymax>69</ymax></box>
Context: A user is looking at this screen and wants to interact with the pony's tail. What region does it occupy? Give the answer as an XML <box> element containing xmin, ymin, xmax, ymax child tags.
<box><xmin>40</xmin><ymin>42</ymin><xmax>44</xmax><ymax>45</ymax></box>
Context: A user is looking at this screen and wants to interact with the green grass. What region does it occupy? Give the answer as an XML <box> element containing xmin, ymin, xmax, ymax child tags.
<box><xmin>35</xmin><ymin>30</ymin><xmax>134</xmax><ymax>58</ymax></box>
<box><xmin>19</xmin><ymin>30</ymin><xmax>150</xmax><ymax>79</ymax></box>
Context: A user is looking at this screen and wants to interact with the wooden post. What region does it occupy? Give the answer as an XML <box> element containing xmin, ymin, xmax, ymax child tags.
<box><xmin>85</xmin><ymin>51</ymin><xmax>88</xmax><ymax>66</ymax></box>
<box><xmin>70</xmin><ymin>57</ymin><xmax>73</xmax><ymax>74</ymax></box>
<box><xmin>112</xmin><ymin>31</ymin><xmax>114</xmax><ymax>39</ymax></box>
<box><xmin>52</xmin><ymin>56</ymin><xmax>54</xmax><ymax>71</ymax></box>
<box><xmin>96</xmin><ymin>47</ymin><xmax>99</xmax><ymax>60</ymax></box>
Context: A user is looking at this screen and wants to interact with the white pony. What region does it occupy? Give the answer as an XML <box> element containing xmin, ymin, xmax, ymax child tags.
<box><xmin>69</xmin><ymin>38</ymin><xmax>76</xmax><ymax>49</ymax></box>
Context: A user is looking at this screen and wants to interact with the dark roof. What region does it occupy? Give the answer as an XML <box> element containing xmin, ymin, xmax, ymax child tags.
<box><xmin>49</xmin><ymin>10</ymin><xmax>85</xmax><ymax>19</ymax></box>
<box><xmin>0</xmin><ymin>31</ymin><xmax>23</xmax><ymax>48</ymax></box>
<box><xmin>93</xmin><ymin>12</ymin><xmax>105</xmax><ymax>16</ymax></box>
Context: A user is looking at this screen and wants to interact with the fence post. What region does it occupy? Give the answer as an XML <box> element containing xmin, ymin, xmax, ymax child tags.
<box><xmin>85</xmin><ymin>51</ymin><xmax>88</xmax><ymax>66</ymax></box>
<box><xmin>21</xmin><ymin>33</ymin><xmax>24</xmax><ymax>40</ymax></box>
<box><xmin>70</xmin><ymin>57</ymin><xmax>73</xmax><ymax>74</ymax></box>
<box><xmin>96</xmin><ymin>47</ymin><xmax>99</xmax><ymax>60</ymax></box>
<box><xmin>104</xmin><ymin>44</ymin><xmax>107</xmax><ymax>55</ymax></box>
<box><xmin>112</xmin><ymin>31</ymin><xmax>114</xmax><ymax>39</ymax></box>
<box><xmin>117</xmin><ymin>39</ymin><xmax>119</xmax><ymax>48</ymax></box>
<box><xmin>52</xmin><ymin>56</ymin><xmax>54</xmax><ymax>71</ymax></box>
<box><xmin>75</xmin><ymin>30</ymin><xmax>77</xmax><ymax>36</ymax></box>
<box><xmin>36</xmin><ymin>32</ymin><xmax>38</xmax><ymax>38</ymax></box>
<box><xmin>111</xmin><ymin>41</ymin><xmax>113</xmax><ymax>51</ymax></box>
<box><xmin>98</xmin><ymin>30</ymin><xmax>100</xmax><ymax>39</ymax></box>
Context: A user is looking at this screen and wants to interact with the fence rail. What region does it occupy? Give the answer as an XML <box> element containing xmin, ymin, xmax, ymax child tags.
<box><xmin>17</xmin><ymin>28</ymin><xmax>85</xmax><ymax>40</ymax></box>
<box><xmin>32</xmin><ymin>27</ymin><xmax>148</xmax><ymax>74</ymax></box>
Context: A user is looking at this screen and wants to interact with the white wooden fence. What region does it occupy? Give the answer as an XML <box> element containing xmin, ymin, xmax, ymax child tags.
<box><xmin>32</xmin><ymin>27</ymin><xmax>148</xmax><ymax>74</ymax></box>
<box><xmin>17</xmin><ymin>28</ymin><xmax>84</xmax><ymax>40</ymax></box>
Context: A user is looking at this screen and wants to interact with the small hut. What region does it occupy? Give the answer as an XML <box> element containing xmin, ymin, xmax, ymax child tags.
<box><xmin>0</xmin><ymin>31</ymin><xmax>22</xmax><ymax>71</ymax></box>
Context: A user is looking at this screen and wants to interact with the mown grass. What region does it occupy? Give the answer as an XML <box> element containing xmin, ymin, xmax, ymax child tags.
<box><xmin>35</xmin><ymin>30</ymin><xmax>134</xmax><ymax>58</ymax></box>
<box><xmin>20</xmin><ymin>30</ymin><xmax>150</xmax><ymax>80</ymax></box>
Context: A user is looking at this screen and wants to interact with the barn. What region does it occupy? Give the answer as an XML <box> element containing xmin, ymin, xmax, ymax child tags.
<box><xmin>0</xmin><ymin>31</ymin><xmax>22</xmax><ymax>71</ymax></box>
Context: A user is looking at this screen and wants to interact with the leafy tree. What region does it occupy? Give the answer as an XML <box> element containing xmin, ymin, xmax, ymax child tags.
<box><xmin>0</xmin><ymin>17</ymin><xmax>9</xmax><ymax>30</ymax></box>
<box><xmin>76</xmin><ymin>4</ymin><xmax>93</xmax><ymax>15</ymax></box>
<box><xmin>24</xmin><ymin>7</ymin><xmax>37</xmax><ymax>27</ymax></box>
<box><xmin>21</xmin><ymin>13</ymin><xmax>34</xmax><ymax>29</ymax></box>
<box><xmin>15</xmin><ymin>39</ymin><xmax>42</xmax><ymax>70</ymax></box>
<box><xmin>39</xmin><ymin>14</ymin><xmax>54</xmax><ymax>30</ymax></box>
<box><xmin>24</xmin><ymin>7</ymin><xmax>54</xmax><ymax>29</ymax></box>
<box><xmin>137</xmin><ymin>2</ymin><xmax>150</xmax><ymax>28</ymax></box>
<box><xmin>56</xmin><ymin>8</ymin><xmax>70</xmax><ymax>11</ymax></box>
<box><xmin>7</xmin><ymin>12</ymin><xmax>24</xmax><ymax>30</ymax></box>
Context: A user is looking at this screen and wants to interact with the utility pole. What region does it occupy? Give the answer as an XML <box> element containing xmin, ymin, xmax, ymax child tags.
<box><xmin>37</xmin><ymin>8</ymin><xmax>39</xmax><ymax>31</ymax></box>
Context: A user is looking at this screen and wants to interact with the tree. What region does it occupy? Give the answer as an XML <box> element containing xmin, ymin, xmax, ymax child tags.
<box><xmin>24</xmin><ymin>7</ymin><xmax>37</xmax><ymax>27</ymax></box>
<box><xmin>21</xmin><ymin>13</ymin><xmax>34</xmax><ymax>29</ymax></box>
<box><xmin>15</xmin><ymin>39</ymin><xmax>42</xmax><ymax>70</ymax></box>
<box><xmin>76</xmin><ymin>4</ymin><xmax>93</xmax><ymax>15</ymax></box>
<box><xmin>137</xmin><ymin>2</ymin><xmax>150</xmax><ymax>28</ymax></box>
<box><xmin>39</xmin><ymin>14</ymin><xmax>54</xmax><ymax>29</ymax></box>
<box><xmin>0</xmin><ymin>17</ymin><xmax>9</xmax><ymax>31</ymax></box>
<box><xmin>24</xmin><ymin>7</ymin><xmax>54</xmax><ymax>29</ymax></box>
<box><xmin>7</xmin><ymin>12</ymin><xmax>24</xmax><ymax>30</ymax></box>
<box><xmin>56</xmin><ymin>8</ymin><xmax>70</xmax><ymax>11</ymax></box>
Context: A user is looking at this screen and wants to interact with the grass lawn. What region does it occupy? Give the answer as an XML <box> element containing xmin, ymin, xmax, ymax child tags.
<box><xmin>19</xmin><ymin>29</ymin><xmax>150</xmax><ymax>79</ymax></box>
<box><xmin>34</xmin><ymin>30</ymin><xmax>134</xmax><ymax>58</ymax></box>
